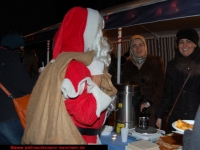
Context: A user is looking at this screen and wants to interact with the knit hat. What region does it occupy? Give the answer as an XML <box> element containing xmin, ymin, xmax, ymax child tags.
<box><xmin>176</xmin><ymin>28</ymin><xmax>199</xmax><ymax>45</ymax></box>
<box><xmin>1</xmin><ymin>34</ymin><xmax>25</xmax><ymax>49</ymax></box>
<box><xmin>52</xmin><ymin>7</ymin><xmax>102</xmax><ymax>59</ymax></box>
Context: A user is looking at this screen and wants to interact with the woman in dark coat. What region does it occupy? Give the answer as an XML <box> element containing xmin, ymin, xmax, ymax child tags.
<box><xmin>121</xmin><ymin>35</ymin><xmax>165</xmax><ymax>127</ymax></box>
<box><xmin>156</xmin><ymin>28</ymin><xmax>200</xmax><ymax>133</ymax></box>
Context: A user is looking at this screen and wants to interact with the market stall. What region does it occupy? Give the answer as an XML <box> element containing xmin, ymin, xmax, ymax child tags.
<box><xmin>22</xmin><ymin>0</ymin><xmax>200</xmax><ymax>149</ymax></box>
<box><xmin>23</xmin><ymin>0</ymin><xmax>200</xmax><ymax>80</ymax></box>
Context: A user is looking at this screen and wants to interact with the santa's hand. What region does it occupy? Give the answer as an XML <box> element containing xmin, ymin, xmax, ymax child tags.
<box><xmin>38</xmin><ymin>67</ymin><xmax>45</xmax><ymax>74</ymax></box>
<box><xmin>87</xmin><ymin>58</ymin><xmax>104</xmax><ymax>75</ymax></box>
<box><xmin>106</xmin><ymin>95</ymin><xmax>117</xmax><ymax>117</ymax></box>
<box><xmin>140</xmin><ymin>102</ymin><xmax>149</xmax><ymax>112</ymax></box>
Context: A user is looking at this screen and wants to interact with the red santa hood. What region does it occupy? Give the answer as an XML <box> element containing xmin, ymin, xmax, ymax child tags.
<box><xmin>52</xmin><ymin>6</ymin><xmax>107</xmax><ymax>101</ymax></box>
<box><xmin>52</xmin><ymin>7</ymin><xmax>101</xmax><ymax>59</ymax></box>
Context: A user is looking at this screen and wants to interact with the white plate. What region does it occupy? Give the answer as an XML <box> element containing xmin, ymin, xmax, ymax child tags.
<box><xmin>172</xmin><ymin>120</ymin><xmax>194</xmax><ymax>133</ymax></box>
<box><xmin>172</xmin><ymin>130</ymin><xmax>184</xmax><ymax>135</ymax></box>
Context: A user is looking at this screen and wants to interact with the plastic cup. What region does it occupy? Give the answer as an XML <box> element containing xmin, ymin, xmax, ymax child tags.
<box><xmin>121</xmin><ymin>128</ymin><xmax>128</xmax><ymax>142</ymax></box>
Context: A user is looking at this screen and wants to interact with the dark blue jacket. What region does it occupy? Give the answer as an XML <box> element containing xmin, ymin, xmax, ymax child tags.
<box><xmin>0</xmin><ymin>47</ymin><xmax>38</xmax><ymax>121</ymax></box>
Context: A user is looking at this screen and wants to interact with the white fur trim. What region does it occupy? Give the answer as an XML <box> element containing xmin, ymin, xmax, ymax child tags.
<box><xmin>87</xmin><ymin>58</ymin><xmax>104</xmax><ymax>75</ymax></box>
<box><xmin>50</xmin><ymin>59</ymin><xmax>55</xmax><ymax>63</ymax></box>
<box><xmin>61</xmin><ymin>78</ymin><xmax>88</xmax><ymax>99</ymax></box>
<box><xmin>87</xmin><ymin>82</ymin><xmax>112</xmax><ymax>118</ymax></box>
<box><xmin>84</xmin><ymin>8</ymin><xmax>100</xmax><ymax>52</ymax></box>
<box><xmin>61</xmin><ymin>76</ymin><xmax>112</xmax><ymax>117</ymax></box>
<box><xmin>96</xmin><ymin>135</ymin><xmax>101</xmax><ymax>144</ymax></box>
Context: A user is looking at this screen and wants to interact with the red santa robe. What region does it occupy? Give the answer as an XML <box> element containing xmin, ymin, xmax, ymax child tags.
<box><xmin>62</xmin><ymin>60</ymin><xmax>111</xmax><ymax>143</ymax></box>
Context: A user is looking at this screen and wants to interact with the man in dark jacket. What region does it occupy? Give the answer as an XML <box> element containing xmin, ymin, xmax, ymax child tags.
<box><xmin>0</xmin><ymin>35</ymin><xmax>38</xmax><ymax>144</ymax></box>
<box><xmin>121</xmin><ymin>35</ymin><xmax>165</xmax><ymax>127</ymax></box>
<box><xmin>156</xmin><ymin>28</ymin><xmax>200</xmax><ymax>133</ymax></box>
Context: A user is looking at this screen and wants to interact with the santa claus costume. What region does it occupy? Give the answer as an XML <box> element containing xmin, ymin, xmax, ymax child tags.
<box><xmin>22</xmin><ymin>6</ymin><xmax>116</xmax><ymax>145</ymax></box>
<box><xmin>52</xmin><ymin>7</ymin><xmax>116</xmax><ymax>144</ymax></box>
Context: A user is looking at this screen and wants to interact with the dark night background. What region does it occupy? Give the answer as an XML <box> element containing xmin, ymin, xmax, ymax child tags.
<box><xmin>0</xmin><ymin>0</ymin><xmax>135</xmax><ymax>39</ymax></box>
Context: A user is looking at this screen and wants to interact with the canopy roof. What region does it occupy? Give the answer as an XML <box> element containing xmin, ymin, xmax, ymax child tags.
<box><xmin>103</xmin><ymin>0</ymin><xmax>200</xmax><ymax>29</ymax></box>
<box><xmin>24</xmin><ymin>0</ymin><xmax>200</xmax><ymax>44</ymax></box>
<box><xmin>103</xmin><ymin>0</ymin><xmax>200</xmax><ymax>40</ymax></box>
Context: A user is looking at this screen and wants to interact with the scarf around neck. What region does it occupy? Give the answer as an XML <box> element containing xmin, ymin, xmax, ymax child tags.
<box><xmin>175</xmin><ymin>48</ymin><xmax>199</xmax><ymax>72</ymax></box>
<box><xmin>130</xmin><ymin>50</ymin><xmax>147</xmax><ymax>69</ymax></box>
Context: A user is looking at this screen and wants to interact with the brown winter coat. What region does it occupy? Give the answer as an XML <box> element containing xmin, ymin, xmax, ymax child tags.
<box><xmin>121</xmin><ymin>55</ymin><xmax>165</xmax><ymax>127</ymax></box>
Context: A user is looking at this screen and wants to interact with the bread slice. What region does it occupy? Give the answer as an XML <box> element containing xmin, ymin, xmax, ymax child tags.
<box><xmin>175</xmin><ymin>120</ymin><xmax>193</xmax><ymax>130</ymax></box>
<box><xmin>156</xmin><ymin>133</ymin><xmax>183</xmax><ymax>150</ymax></box>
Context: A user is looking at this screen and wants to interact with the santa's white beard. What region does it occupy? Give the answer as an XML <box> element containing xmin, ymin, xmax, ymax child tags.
<box><xmin>99</xmin><ymin>52</ymin><xmax>111</xmax><ymax>67</ymax></box>
<box><xmin>89</xmin><ymin>33</ymin><xmax>111</xmax><ymax>67</ymax></box>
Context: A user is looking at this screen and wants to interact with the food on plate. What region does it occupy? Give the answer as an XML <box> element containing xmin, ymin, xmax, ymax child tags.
<box><xmin>175</xmin><ymin>119</ymin><xmax>193</xmax><ymax>130</ymax></box>
<box><xmin>156</xmin><ymin>133</ymin><xmax>183</xmax><ymax>150</ymax></box>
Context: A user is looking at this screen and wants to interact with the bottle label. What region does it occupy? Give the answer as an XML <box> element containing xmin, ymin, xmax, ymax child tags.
<box><xmin>118</xmin><ymin>103</ymin><xmax>122</xmax><ymax>108</ymax></box>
